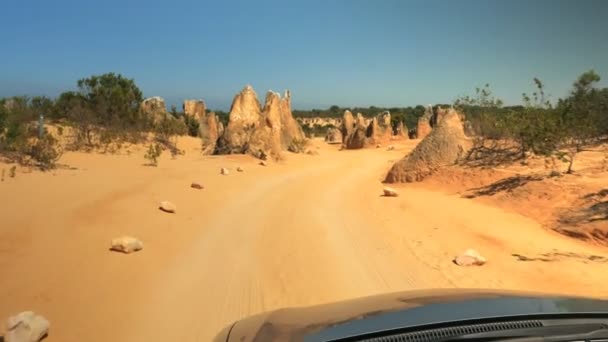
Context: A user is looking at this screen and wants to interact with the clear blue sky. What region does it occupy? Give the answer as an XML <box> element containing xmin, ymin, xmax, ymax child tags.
<box><xmin>1</xmin><ymin>0</ymin><xmax>607</xmax><ymax>110</ymax></box>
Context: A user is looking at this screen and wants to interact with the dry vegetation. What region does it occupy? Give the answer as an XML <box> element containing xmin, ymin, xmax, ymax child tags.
<box><xmin>412</xmin><ymin>144</ymin><xmax>608</xmax><ymax>246</ymax></box>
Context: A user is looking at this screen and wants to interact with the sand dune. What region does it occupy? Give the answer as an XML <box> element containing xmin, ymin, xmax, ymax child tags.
<box><xmin>1</xmin><ymin>137</ymin><xmax>607</xmax><ymax>341</ymax></box>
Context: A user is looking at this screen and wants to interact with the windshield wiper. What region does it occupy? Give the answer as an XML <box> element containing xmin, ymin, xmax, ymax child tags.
<box><xmin>451</xmin><ymin>322</ymin><xmax>608</xmax><ymax>342</ymax></box>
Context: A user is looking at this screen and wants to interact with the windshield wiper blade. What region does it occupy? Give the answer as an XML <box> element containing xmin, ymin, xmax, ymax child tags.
<box><xmin>451</xmin><ymin>323</ymin><xmax>608</xmax><ymax>342</ymax></box>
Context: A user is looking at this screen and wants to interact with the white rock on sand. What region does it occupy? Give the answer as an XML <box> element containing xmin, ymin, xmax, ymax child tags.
<box><xmin>110</xmin><ymin>236</ymin><xmax>143</xmax><ymax>254</ymax></box>
<box><xmin>453</xmin><ymin>249</ymin><xmax>486</xmax><ymax>266</ymax></box>
<box><xmin>159</xmin><ymin>201</ymin><xmax>176</xmax><ymax>213</ymax></box>
<box><xmin>383</xmin><ymin>187</ymin><xmax>399</xmax><ymax>197</ymax></box>
<box><xmin>221</xmin><ymin>167</ymin><xmax>229</xmax><ymax>175</ymax></box>
<box><xmin>5</xmin><ymin>311</ymin><xmax>50</xmax><ymax>342</ymax></box>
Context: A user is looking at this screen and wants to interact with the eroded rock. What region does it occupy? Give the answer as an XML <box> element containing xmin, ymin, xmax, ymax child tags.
<box><xmin>325</xmin><ymin>127</ymin><xmax>343</xmax><ymax>144</ymax></box>
<box><xmin>215</xmin><ymin>85</ymin><xmax>262</xmax><ymax>154</ymax></box>
<box><xmin>214</xmin><ymin>86</ymin><xmax>304</xmax><ymax>160</ymax></box>
<box><xmin>385</xmin><ymin>108</ymin><xmax>471</xmax><ymax>183</ymax></box>
<box><xmin>159</xmin><ymin>200</ymin><xmax>176</xmax><ymax>213</ymax></box>
<box><xmin>416</xmin><ymin>105</ymin><xmax>433</xmax><ymax>139</ymax></box>
<box><xmin>454</xmin><ymin>249</ymin><xmax>486</xmax><ymax>266</ymax></box>
<box><xmin>397</xmin><ymin>121</ymin><xmax>409</xmax><ymax>139</ymax></box>
<box><xmin>5</xmin><ymin>311</ymin><xmax>50</xmax><ymax>342</ymax></box>
<box><xmin>110</xmin><ymin>236</ymin><xmax>143</xmax><ymax>254</ymax></box>
<box><xmin>200</xmin><ymin>111</ymin><xmax>220</xmax><ymax>155</ymax></box>
<box><xmin>383</xmin><ymin>187</ymin><xmax>399</xmax><ymax>197</ymax></box>
<box><xmin>141</xmin><ymin>97</ymin><xmax>170</xmax><ymax>124</ymax></box>
<box><xmin>183</xmin><ymin>100</ymin><xmax>206</xmax><ymax>121</ymax></box>
<box><xmin>191</xmin><ymin>182</ymin><xmax>204</xmax><ymax>189</ymax></box>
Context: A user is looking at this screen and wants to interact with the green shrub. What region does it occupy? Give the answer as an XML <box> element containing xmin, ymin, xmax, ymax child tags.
<box><xmin>144</xmin><ymin>143</ymin><xmax>163</xmax><ymax>166</ymax></box>
<box><xmin>183</xmin><ymin>115</ymin><xmax>200</xmax><ymax>137</ymax></box>
<box><xmin>154</xmin><ymin>115</ymin><xmax>186</xmax><ymax>156</ymax></box>
<box><xmin>28</xmin><ymin>134</ymin><xmax>63</xmax><ymax>170</ymax></box>
<box><xmin>288</xmin><ymin>138</ymin><xmax>309</xmax><ymax>153</ymax></box>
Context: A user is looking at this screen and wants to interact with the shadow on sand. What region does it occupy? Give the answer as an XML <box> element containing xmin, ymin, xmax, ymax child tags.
<box><xmin>462</xmin><ymin>175</ymin><xmax>543</xmax><ymax>198</ymax></box>
<box><xmin>512</xmin><ymin>250</ymin><xmax>608</xmax><ymax>263</ymax></box>
<box><xmin>558</xmin><ymin>189</ymin><xmax>608</xmax><ymax>226</ymax></box>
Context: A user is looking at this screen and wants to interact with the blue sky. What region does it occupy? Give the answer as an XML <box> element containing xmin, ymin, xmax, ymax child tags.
<box><xmin>1</xmin><ymin>0</ymin><xmax>607</xmax><ymax>110</ymax></box>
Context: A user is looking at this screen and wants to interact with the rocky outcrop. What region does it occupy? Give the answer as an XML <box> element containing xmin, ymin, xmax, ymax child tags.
<box><xmin>344</xmin><ymin>113</ymin><xmax>368</xmax><ymax>149</ymax></box>
<box><xmin>215</xmin><ymin>85</ymin><xmax>262</xmax><ymax>154</ymax></box>
<box><xmin>373</xmin><ymin>111</ymin><xmax>392</xmax><ymax>143</ymax></box>
<box><xmin>278</xmin><ymin>90</ymin><xmax>305</xmax><ymax>147</ymax></box>
<box><xmin>110</xmin><ymin>236</ymin><xmax>143</xmax><ymax>254</ymax></box>
<box><xmin>5</xmin><ymin>311</ymin><xmax>50</xmax><ymax>342</ymax></box>
<box><xmin>435</xmin><ymin>106</ymin><xmax>447</xmax><ymax>124</ymax></box>
<box><xmin>454</xmin><ymin>249</ymin><xmax>486</xmax><ymax>266</ymax></box>
<box><xmin>217</xmin><ymin>121</ymin><xmax>225</xmax><ymax>137</ymax></box>
<box><xmin>247</xmin><ymin>91</ymin><xmax>283</xmax><ymax>159</ymax></box>
<box><xmin>200</xmin><ymin>111</ymin><xmax>220</xmax><ymax>155</ymax></box>
<box><xmin>341</xmin><ymin>111</ymin><xmax>394</xmax><ymax>149</ymax></box>
<box><xmin>159</xmin><ymin>200</ymin><xmax>176</xmax><ymax>213</ymax></box>
<box><xmin>214</xmin><ymin>85</ymin><xmax>305</xmax><ymax>160</ymax></box>
<box><xmin>383</xmin><ymin>187</ymin><xmax>399</xmax><ymax>197</ymax></box>
<box><xmin>325</xmin><ymin>127</ymin><xmax>343</xmax><ymax>144</ymax></box>
<box><xmin>397</xmin><ymin>121</ymin><xmax>409</xmax><ymax>138</ymax></box>
<box><xmin>366</xmin><ymin>117</ymin><xmax>380</xmax><ymax>144</ymax></box>
<box><xmin>385</xmin><ymin>108</ymin><xmax>472</xmax><ymax>183</ymax></box>
<box><xmin>416</xmin><ymin>105</ymin><xmax>433</xmax><ymax>139</ymax></box>
<box><xmin>297</xmin><ymin>117</ymin><xmax>342</xmax><ymax>129</ymax></box>
<box><xmin>340</xmin><ymin>110</ymin><xmax>355</xmax><ymax>145</ymax></box>
<box><xmin>183</xmin><ymin>100</ymin><xmax>206</xmax><ymax>121</ymax></box>
<box><xmin>141</xmin><ymin>97</ymin><xmax>169</xmax><ymax>124</ymax></box>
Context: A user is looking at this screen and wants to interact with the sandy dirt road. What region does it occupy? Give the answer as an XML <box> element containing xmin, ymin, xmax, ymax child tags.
<box><xmin>1</xmin><ymin>138</ymin><xmax>608</xmax><ymax>341</ymax></box>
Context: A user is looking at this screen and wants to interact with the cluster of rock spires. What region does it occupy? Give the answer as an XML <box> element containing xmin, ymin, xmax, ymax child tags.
<box><xmin>182</xmin><ymin>100</ymin><xmax>224</xmax><ymax>155</ymax></box>
<box><xmin>385</xmin><ymin>107</ymin><xmax>471</xmax><ymax>183</ymax></box>
<box><xmin>416</xmin><ymin>105</ymin><xmax>434</xmax><ymax>140</ymax></box>
<box><xmin>215</xmin><ymin>86</ymin><xmax>304</xmax><ymax>159</ymax></box>
<box><xmin>338</xmin><ymin>110</ymin><xmax>407</xmax><ymax>149</ymax></box>
<box><xmin>298</xmin><ymin>117</ymin><xmax>342</xmax><ymax>128</ymax></box>
<box><xmin>140</xmin><ymin>85</ymin><xmax>304</xmax><ymax>160</ymax></box>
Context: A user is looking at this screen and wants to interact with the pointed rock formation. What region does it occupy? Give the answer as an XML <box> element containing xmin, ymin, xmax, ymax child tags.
<box><xmin>345</xmin><ymin>113</ymin><xmax>368</xmax><ymax>149</ymax></box>
<box><xmin>435</xmin><ymin>106</ymin><xmax>447</xmax><ymax>124</ymax></box>
<box><xmin>214</xmin><ymin>85</ymin><xmax>305</xmax><ymax>159</ymax></box>
<box><xmin>385</xmin><ymin>108</ymin><xmax>472</xmax><ymax>183</ymax></box>
<box><xmin>340</xmin><ymin>110</ymin><xmax>355</xmax><ymax>145</ymax></box>
<box><xmin>247</xmin><ymin>91</ymin><xmax>283</xmax><ymax>159</ymax></box>
<box><xmin>215</xmin><ymin>85</ymin><xmax>262</xmax><ymax>154</ymax></box>
<box><xmin>217</xmin><ymin>121</ymin><xmax>225</xmax><ymax>137</ymax></box>
<box><xmin>416</xmin><ymin>105</ymin><xmax>434</xmax><ymax>139</ymax></box>
<box><xmin>183</xmin><ymin>100</ymin><xmax>206</xmax><ymax>121</ymax></box>
<box><xmin>374</xmin><ymin>111</ymin><xmax>392</xmax><ymax>143</ymax></box>
<box><xmin>325</xmin><ymin>127</ymin><xmax>343</xmax><ymax>144</ymax></box>
<box><xmin>200</xmin><ymin>111</ymin><xmax>220</xmax><ymax>155</ymax></box>
<box><xmin>397</xmin><ymin>121</ymin><xmax>409</xmax><ymax>139</ymax></box>
<box><xmin>278</xmin><ymin>90</ymin><xmax>305</xmax><ymax>147</ymax></box>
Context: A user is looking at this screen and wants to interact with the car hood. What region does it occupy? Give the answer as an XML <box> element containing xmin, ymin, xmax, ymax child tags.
<box><xmin>213</xmin><ymin>288</ymin><xmax>608</xmax><ymax>342</ymax></box>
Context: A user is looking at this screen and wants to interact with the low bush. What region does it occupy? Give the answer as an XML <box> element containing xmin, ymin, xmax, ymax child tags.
<box><xmin>288</xmin><ymin>138</ymin><xmax>309</xmax><ymax>153</ymax></box>
<box><xmin>144</xmin><ymin>143</ymin><xmax>163</xmax><ymax>166</ymax></box>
